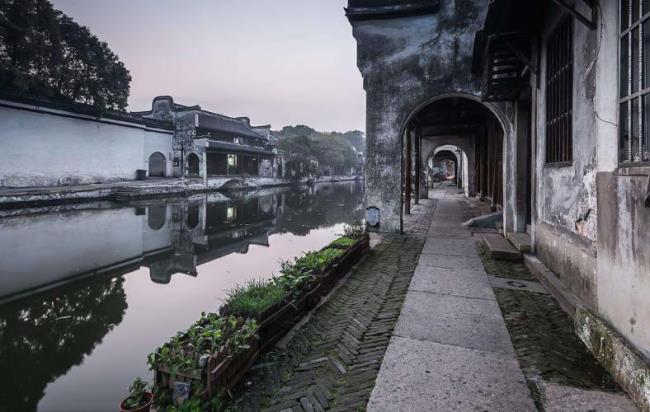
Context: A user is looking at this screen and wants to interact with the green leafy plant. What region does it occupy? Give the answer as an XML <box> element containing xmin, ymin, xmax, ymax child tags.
<box><xmin>147</xmin><ymin>314</ymin><xmax>257</xmax><ymax>375</ymax></box>
<box><xmin>223</xmin><ymin>279</ymin><xmax>287</xmax><ymax>319</ymax></box>
<box><xmin>293</xmin><ymin>248</ymin><xmax>344</xmax><ymax>273</ymax></box>
<box><xmin>329</xmin><ymin>236</ymin><xmax>357</xmax><ymax>249</ymax></box>
<box><xmin>123</xmin><ymin>377</ymin><xmax>149</xmax><ymax>410</ymax></box>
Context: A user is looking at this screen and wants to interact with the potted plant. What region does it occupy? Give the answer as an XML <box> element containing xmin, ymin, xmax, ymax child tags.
<box><xmin>120</xmin><ymin>377</ymin><xmax>153</xmax><ymax>412</ymax></box>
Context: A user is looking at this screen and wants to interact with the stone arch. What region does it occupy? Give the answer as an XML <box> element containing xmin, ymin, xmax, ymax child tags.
<box><xmin>399</xmin><ymin>92</ymin><xmax>511</xmax><ymax>141</ymax></box>
<box><xmin>148</xmin><ymin>152</ymin><xmax>166</xmax><ymax>177</ymax></box>
<box><xmin>399</xmin><ymin>93</ymin><xmax>507</xmax><ymax>231</ymax></box>
<box><xmin>187</xmin><ymin>153</ymin><xmax>200</xmax><ymax>177</ymax></box>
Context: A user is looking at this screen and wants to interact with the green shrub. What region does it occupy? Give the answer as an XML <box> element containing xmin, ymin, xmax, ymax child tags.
<box><xmin>224</xmin><ymin>279</ymin><xmax>287</xmax><ymax>319</ymax></box>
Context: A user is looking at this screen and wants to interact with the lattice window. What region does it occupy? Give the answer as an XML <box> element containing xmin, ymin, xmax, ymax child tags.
<box><xmin>620</xmin><ymin>0</ymin><xmax>650</xmax><ymax>164</ymax></box>
<box><xmin>546</xmin><ymin>16</ymin><xmax>574</xmax><ymax>164</ymax></box>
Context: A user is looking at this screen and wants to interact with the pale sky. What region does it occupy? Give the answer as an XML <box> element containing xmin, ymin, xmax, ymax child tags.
<box><xmin>50</xmin><ymin>0</ymin><xmax>366</xmax><ymax>132</ymax></box>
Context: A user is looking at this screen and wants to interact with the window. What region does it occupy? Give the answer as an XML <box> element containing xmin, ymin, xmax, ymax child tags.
<box><xmin>233</xmin><ymin>137</ymin><xmax>242</xmax><ymax>144</ymax></box>
<box><xmin>620</xmin><ymin>0</ymin><xmax>650</xmax><ymax>164</ymax></box>
<box><xmin>546</xmin><ymin>16</ymin><xmax>574</xmax><ymax>164</ymax></box>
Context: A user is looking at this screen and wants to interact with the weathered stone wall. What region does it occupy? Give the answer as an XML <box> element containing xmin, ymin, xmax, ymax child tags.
<box><xmin>350</xmin><ymin>0</ymin><xmax>492</xmax><ymax>232</ymax></box>
<box><xmin>0</xmin><ymin>103</ymin><xmax>174</xmax><ymax>187</ymax></box>
<box><xmin>596</xmin><ymin>171</ymin><xmax>650</xmax><ymax>359</ymax></box>
<box><xmin>534</xmin><ymin>2</ymin><xmax>616</xmax><ymax>306</ymax></box>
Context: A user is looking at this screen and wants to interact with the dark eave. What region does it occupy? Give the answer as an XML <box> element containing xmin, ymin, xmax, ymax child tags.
<box><xmin>205</xmin><ymin>140</ymin><xmax>274</xmax><ymax>156</ymax></box>
<box><xmin>471</xmin><ymin>0</ymin><xmax>544</xmax><ymax>102</ymax></box>
<box><xmin>345</xmin><ymin>0</ymin><xmax>440</xmax><ymax>22</ymax></box>
<box><xmin>198</xmin><ymin>114</ymin><xmax>266</xmax><ymax>139</ymax></box>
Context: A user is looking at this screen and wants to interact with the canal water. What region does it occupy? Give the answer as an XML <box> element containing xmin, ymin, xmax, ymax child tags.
<box><xmin>0</xmin><ymin>182</ymin><xmax>363</xmax><ymax>412</ymax></box>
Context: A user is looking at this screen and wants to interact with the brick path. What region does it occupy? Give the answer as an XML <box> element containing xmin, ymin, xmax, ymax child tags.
<box><xmin>226</xmin><ymin>200</ymin><xmax>435</xmax><ymax>411</ymax></box>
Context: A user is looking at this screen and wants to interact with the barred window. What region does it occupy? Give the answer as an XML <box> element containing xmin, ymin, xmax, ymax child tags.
<box><xmin>620</xmin><ymin>0</ymin><xmax>650</xmax><ymax>164</ymax></box>
<box><xmin>546</xmin><ymin>16</ymin><xmax>574</xmax><ymax>164</ymax></box>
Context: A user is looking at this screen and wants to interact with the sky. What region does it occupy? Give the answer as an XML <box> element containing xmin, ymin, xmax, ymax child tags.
<box><xmin>50</xmin><ymin>0</ymin><xmax>366</xmax><ymax>132</ymax></box>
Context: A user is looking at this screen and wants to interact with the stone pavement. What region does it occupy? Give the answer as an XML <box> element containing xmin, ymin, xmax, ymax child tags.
<box><xmin>226</xmin><ymin>199</ymin><xmax>436</xmax><ymax>411</ymax></box>
<box><xmin>368</xmin><ymin>188</ymin><xmax>537</xmax><ymax>411</ymax></box>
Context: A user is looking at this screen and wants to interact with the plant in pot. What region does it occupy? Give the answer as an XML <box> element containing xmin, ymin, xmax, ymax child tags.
<box><xmin>120</xmin><ymin>377</ymin><xmax>153</xmax><ymax>412</ymax></box>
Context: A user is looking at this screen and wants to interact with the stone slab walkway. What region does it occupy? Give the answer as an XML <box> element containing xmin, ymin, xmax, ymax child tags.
<box><xmin>368</xmin><ymin>190</ymin><xmax>536</xmax><ymax>411</ymax></box>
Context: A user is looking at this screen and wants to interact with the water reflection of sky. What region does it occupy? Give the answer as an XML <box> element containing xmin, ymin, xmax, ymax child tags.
<box><xmin>0</xmin><ymin>182</ymin><xmax>363</xmax><ymax>412</ymax></box>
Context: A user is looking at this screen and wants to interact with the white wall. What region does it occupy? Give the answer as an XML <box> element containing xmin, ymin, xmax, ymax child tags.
<box><xmin>0</xmin><ymin>103</ymin><xmax>173</xmax><ymax>187</ymax></box>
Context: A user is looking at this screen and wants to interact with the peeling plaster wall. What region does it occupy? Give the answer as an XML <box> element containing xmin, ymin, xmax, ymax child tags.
<box><xmin>590</xmin><ymin>0</ymin><xmax>650</xmax><ymax>361</ymax></box>
<box><xmin>534</xmin><ymin>4</ymin><xmax>604</xmax><ymax>304</ymax></box>
<box><xmin>597</xmin><ymin>172</ymin><xmax>650</xmax><ymax>359</ymax></box>
<box><xmin>350</xmin><ymin>0</ymin><xmax>494</xmax><ymax>232</ymax></box>
<box><xmin>0</xmin><ymin>104</ymin><xmax>173</xmax><ymax>187</ymax></box>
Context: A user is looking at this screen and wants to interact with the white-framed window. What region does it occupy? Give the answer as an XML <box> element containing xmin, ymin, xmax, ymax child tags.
<box><xmin>620</xmin><ymin>0</ymin><xmax>650</xmax><ymax>164</ymax></box>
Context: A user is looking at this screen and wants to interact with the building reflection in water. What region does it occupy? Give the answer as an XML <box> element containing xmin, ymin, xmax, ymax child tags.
<box><xmin>0</xmin><ymin>182</ymin><xmax>363</xmax><ymax>412</ymax></box>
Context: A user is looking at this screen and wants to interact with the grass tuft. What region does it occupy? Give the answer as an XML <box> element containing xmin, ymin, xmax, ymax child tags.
<box><xmin>224</xmin><ymin>279</ymin><xmax>287</xmax><ymax>319</ymax></box>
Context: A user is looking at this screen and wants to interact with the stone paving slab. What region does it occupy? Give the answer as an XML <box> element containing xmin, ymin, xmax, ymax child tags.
<box><xmin>394</xmin><ymin>290</ymin><xmax>515</xmax><ymax>354</ymax></box>
<box><xmin>368</xmin><ymin>336</ymin><xmax>535</xmax><ymax>412</ymax></box>
<box><xmin>538</xmin><ymin>381</ymin><xmax>637</xmax><ymax>412</ymax></box>
<box><xmin>418</xmin><ymin>253</ymin><xmax>484</xmax><ymax>269</ymax></box>
<box><xmin>420</xmin><ymin>237</ymin><xmax>478</xmax><ymax>256</ymax></box>
<box><xmin>427</xmin><ymin>227</ymin><xmax>472</xmax><ymax>238</ymax></box>
<box><xmin>409</xmin><ymin>265</ymin><xmax>495</xmax><ymax>300</ymax></box>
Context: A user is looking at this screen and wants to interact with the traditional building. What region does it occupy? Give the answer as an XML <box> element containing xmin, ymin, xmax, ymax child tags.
<box><xmin>346</xmin><ymin>0</ymin><xmax>650</xmax><ymax>408</ymax></box>
<box><xmin>133</xmin><ymin>96</ymin><xmax>280</xmax><ymax>183</ymax></box>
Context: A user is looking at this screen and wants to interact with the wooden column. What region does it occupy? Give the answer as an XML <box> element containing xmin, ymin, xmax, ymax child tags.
<box><xmin>405</xmin><ymin>126</ymin><xmax>412</xmax><ymax>215</ymax></box>
<box><xmin>414</xmin><ymin>126</ymin><xmax>421</xmax><ymax>204</ymax></box>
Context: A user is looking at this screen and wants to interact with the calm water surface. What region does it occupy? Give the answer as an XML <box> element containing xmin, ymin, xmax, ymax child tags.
<box><xmin>0</xmin><ymin>182</ymin><xmax>363</xmax><ymax>412</ymax></box>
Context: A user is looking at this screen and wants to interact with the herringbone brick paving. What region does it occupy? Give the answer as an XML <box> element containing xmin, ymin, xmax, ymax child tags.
<box><xmin>476</xmin><ymin>245</ymin><xmax>621</xmax><ymax>394</ymax></box>
<box><xmin>226</xmin><ymin>201</ymin><xmax>435</xmax><ymax>411</ymax></box>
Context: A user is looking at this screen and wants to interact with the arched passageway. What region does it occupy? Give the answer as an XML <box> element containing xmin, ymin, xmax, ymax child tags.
<box><xmin>148</xmin><ymin>152</ymin><xmax>166</xmax><ymax>178</ymax></box>
<box><xmin>430</xmin><ymin>149</ymin><xmax>459</xmax><ymax>184</ymax></box>
<box><xmin>187</xmin><ymin>153</ymin><xmax>200</xmax><ymax>177</ymax></box>
<box><xmin>402</xmin><ymin>96</ymin><xmax>505</xmax><ymax>224</ymax></box>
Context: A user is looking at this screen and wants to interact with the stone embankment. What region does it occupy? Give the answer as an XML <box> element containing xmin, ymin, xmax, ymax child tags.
<box><xmin>0</xmin><ymin>175</ymin><xmax>361</xmax><ymax>209</ymax></box>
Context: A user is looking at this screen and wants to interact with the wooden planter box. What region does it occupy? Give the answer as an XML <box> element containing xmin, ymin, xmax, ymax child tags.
<box><xmin>153</xmin><ymin>234</ymin><xmax>370</xmax><ymax>406</ymax></box>
<box><xmin>154</xmin><ymin>335</ymin><xmax>259</xmax><ymax>401</ymax></box>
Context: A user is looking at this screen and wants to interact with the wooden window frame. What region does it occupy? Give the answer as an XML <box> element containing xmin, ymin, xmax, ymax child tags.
<box><xmin>545</xmin><ymin>16</ymin><xmax>574</xmax><ymax>166</ymax></box>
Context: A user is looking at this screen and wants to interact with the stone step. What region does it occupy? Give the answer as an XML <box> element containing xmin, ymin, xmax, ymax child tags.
<box><xmin>507</xmin><ymin>232</ymin><xmax>532</xmax><ymax>253</ymax></box>
<box><xmin>482</xmin><ymin>234</ymin><xmax>522</xmax><ymax>261</ymax></box>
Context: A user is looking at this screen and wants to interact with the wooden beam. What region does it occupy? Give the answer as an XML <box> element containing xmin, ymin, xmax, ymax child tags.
<box><xmin>405</xmin><ymin>126</ymin><xmax>412</xmax><ymax>215</ymax></box>
<box><xmin>414</xmin><ymin>126</ymin><xmax>421</xmax><ymax>204</ymax></box>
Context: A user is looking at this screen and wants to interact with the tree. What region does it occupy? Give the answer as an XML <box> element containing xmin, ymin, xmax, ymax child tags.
<box><xmin>0</xmin><ymin>0</ymin><xmax>131</xmax><ymax>111</ymax></box>
<box><xmin>277</xmin><ymin>128</ymin><xmax>361</xmax><ymax>174</ymax></box>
